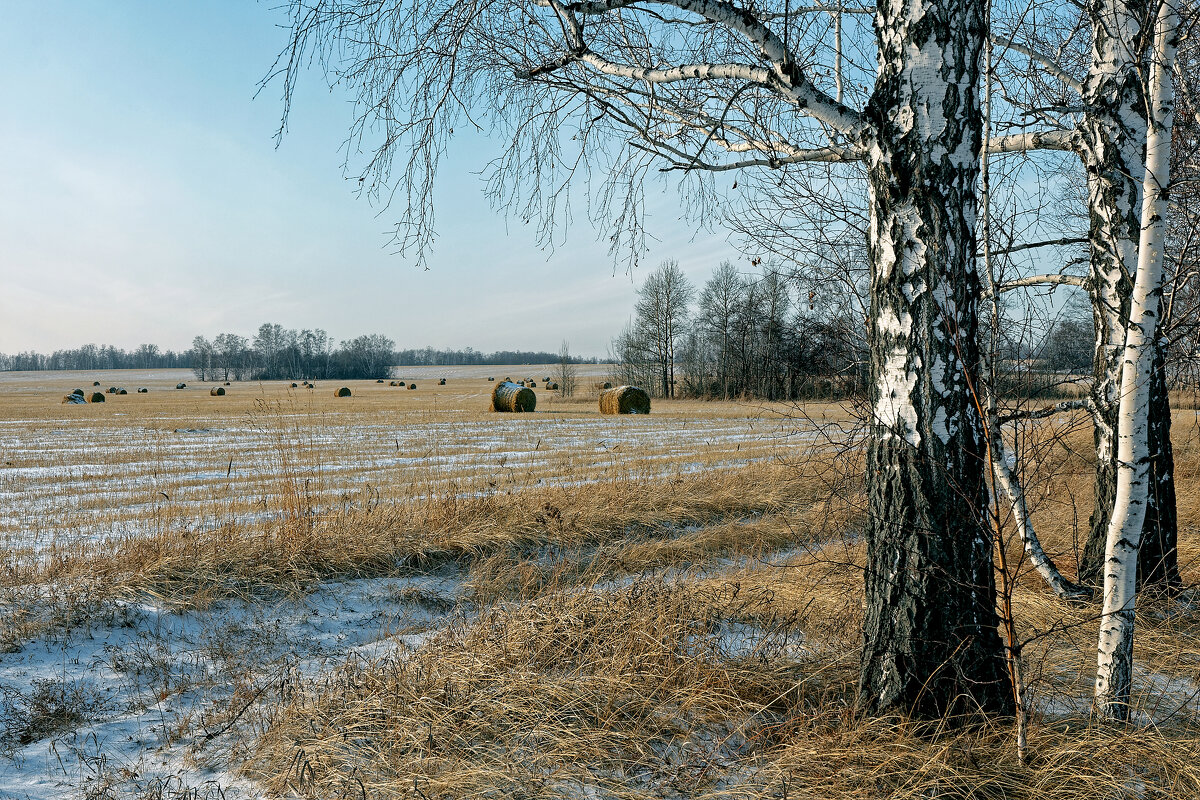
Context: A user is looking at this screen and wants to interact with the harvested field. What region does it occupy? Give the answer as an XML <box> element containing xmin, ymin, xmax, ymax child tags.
<box><xmin>2</xmin><ymin>367</ymin><xmax>1199</xmax><ymax>799</ymax></box>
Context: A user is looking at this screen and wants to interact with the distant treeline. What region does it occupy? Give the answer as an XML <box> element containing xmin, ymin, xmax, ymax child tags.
<box><xmin>612</xmin><ymin>260</ymin><xmax>865</xmax><ymax>401</ymax></box>
<box><xmin>1</xmin><ymin>323</ymin><xmax>598</xmax><ymax>381</ymax></box>
<box><xmin>0</xmin><ymin>344</ymin><xmax>191</xmax><ymax>372</ymax></box>
<box><xmin>393</xmin><ymin>347</ymin><xmax>599</xmax><ymax>366</ymax></box>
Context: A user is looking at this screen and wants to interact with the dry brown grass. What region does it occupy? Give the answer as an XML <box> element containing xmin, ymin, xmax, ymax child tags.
<box><xmin>4</xmin><ymin>371</ymin><xmax>1200</xmax><ymax>796</ymax></box>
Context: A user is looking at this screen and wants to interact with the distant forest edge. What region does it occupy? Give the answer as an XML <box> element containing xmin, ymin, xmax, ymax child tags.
<box><xmin>0</xmin><ymin>323</ymin><xmax>600</xmax><ymax>381</ymax></box>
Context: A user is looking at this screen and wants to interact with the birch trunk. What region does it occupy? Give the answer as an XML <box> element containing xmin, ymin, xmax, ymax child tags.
<box><xmin>1082</xmin><ymin>338</ymin><xmax>1179</xmax><ymax>588</ymax></box>
<box><xmin>859</xmin><ymin>0</ymin><xmax>1011</xmax><ymax>716</ymax></box>
<box><xmin>1075</xmin><ymin>0</ymin><xmax>1179</xmax><ymax>592</ymax></box>
<box><xmin>1094</xmin><ymin>0</ymin><xmax>1177</xmax><ymax>720</ymax></box>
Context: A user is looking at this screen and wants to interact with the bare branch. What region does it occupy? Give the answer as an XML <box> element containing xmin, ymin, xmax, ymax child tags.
<box><xmin>992</xmin><ymin>34</ymin><xmax>1085</xmax><ymax>94</ymax></box>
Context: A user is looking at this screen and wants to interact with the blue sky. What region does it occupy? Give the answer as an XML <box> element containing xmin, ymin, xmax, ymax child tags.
<box><xmin>0</xmin><ymin>2</ymin><xmax>744</xmax><ymax>357</ymax></box>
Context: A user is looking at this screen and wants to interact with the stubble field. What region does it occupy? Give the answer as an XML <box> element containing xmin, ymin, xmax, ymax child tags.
<box><xmin>1</xmin><ymin>368</ymin><xmax>1199</xmax><ymax>799</ymax></box>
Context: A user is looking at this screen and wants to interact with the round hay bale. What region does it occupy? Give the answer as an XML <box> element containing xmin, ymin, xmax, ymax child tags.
<box><xmin>291</xmin><ymin>382</ymin><xmax>298</xmax><ymax>388</ymax></box>
<box><xmin>106</xmin><ymin>386</ymin><xmax>118</xmax><ymax>394</ymax></box>
<box><xmin>93</xmin><ymin>381</ymin><xmax>101</xmax><ymax>387</ymax></box>
<box><xmin>488</xmin><ymin>377</ymin><xmax>495</xmax><ymax>381</ymax></box>
<box><xmin>138</xmin><ymin>388</ymin><xmax>148</xmax><ymax>393</ymax></box>
<box><xmin>600</xmin><ymin>385</ymin><xmax>651</xmax><ymax>415</ymax></box>
<box><xmin>335</xmin><ymin>387</ymin><xmax>352</xmax><ymax>398</ymax></box>
<box><xmin>529</xmin><ymin>381</ymin><xmax>537</xmax><ymax>388</ymax></box>
<box><xmin>62</xmin><ymin>393</ymin><xmax>87</xmax><ymax>405</ymax></box>
<box><xmin>176</xmin><ymin>383</ymin><xmax>187</xmax><ymax>389</ymax></box>
<box><xmin>72</xmin><ymin>388</ymin><xmax>85</xmax><ymax>397</ymax></box>
<box><xmin>602</xmin><ymin>381</ymin><xmax>613</xmax><ymax>390</ymax></box>
<box><xmin>210</xmin><ymin>387</ymin><xmax>225</xmax><ymax>396</ymax></box>
<box><xmin>544</xmin><ymin>376</ymin><xmax>551</xmax><ymax>382</ymax></box>
<box><xmin>548</xmin><ymin>382</ymin><xmax>559</xmax><ymax>390</ymax></box>
<box><xmin>89</xmin><ymin>392</ymin><xmax>106</xmax><ymax>403</ymax></box>
<box><xmin>438</xmin><ymin>378</ymin><xmax>446</xmax><ymax>385</ymax></box>
<box><xmin>117</xmin><ymin>389</ymin><xmax>127</xmax><ymax>395</ymax></box>
<box><xmin>376</xmin><ymin>379</ymin><xmax>384</xmax><ymax>383</ymax></box>
<box><xmin>397</xmin><ymin>381</ymin><xmax>406</xmax><ymax>388</ymax></box>
<box><xmin>491</xmin><ymin>381</ymin><xmax>537</xmax><ymax>413</ymax></box>
<box><xmin>408</xmin><ymin>383</ymin><xmax>417</xmax><ymax>390</ymax></box>
<box><xmin>224</xmin><ymin>381</ymin><xmax>231</xmax><ymax>386</ymax></box>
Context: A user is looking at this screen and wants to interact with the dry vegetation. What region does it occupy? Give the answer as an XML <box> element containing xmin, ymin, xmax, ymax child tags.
<box><xmin>1</xmin><ymin>369</ymin><xmax>1199</xmax><ymax>797</ymax></box>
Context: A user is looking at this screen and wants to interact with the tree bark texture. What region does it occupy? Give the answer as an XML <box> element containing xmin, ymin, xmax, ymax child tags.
<box><xmin>859</xmin><ymin>0</ymin><xmax>1012</xmax><ymax>717</ymax></box>
<box><xmin>1094</xmin><ymin>0</ymin><xmax>1175</xmax><ymax>719</ymax></box>
<box><xmin>1082</xmin><ymin>339</ymin><xmax>1179</xmax><ymax>588</ymax></box>
<box><xmin>1074</xmin><ymin>0</ymin><xmax>1178</xmax><ymax>591</ymax></box>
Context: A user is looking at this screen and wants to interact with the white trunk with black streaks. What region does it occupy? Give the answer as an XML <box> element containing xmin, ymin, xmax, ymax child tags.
<box><xmin>1094</xmin><ymin>0</ymin><xmax>1177</xmax><ymax>721</ymax></box>
<box><xmin>859</xmin><ymin>0</ymin><xmax>1011</xmax><ymax>716</ymax></box>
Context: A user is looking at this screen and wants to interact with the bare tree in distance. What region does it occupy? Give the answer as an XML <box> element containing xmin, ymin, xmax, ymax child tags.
<box><xmin>557</xmin><ymin>339</ymin><xmax>578</xmax><ymax>397</ymax></box>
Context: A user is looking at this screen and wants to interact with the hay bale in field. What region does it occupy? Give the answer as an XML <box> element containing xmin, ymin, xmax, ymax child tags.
<box><xmin>408</xmin><ymin>383</ymin><xmax>417</xmax><ymax>390</ymax></box>
<box><xmin>93</xmin><ymin>381</ymin><xmax>101</xmax><ymax>387</ymax></box>
<box><xmin>544</xmin><ymin>376</ymin><xmax>551</xmax><ymax>382</ymax></box>
<box><xmin>72</xmin><ymin>388</ymin><xmax>85</xmax><ymax>397</ymax></box>
<box><xmin>117</xmin><ymin>389</ymin><xmax>128</xmax><ymax>395</ymax></box>
<box><xmin>62</xmin><ymin>393</ymin><xmax>87</xmax><ymax>405</ymax></box>
<box><xmin>176</xmin><ymin>383</ymin><xmax>186</xmax><ymax>389</ymax></box>
<box><xmin>89</xmin><ymin>392</ymin><xmax>106</xmax><ymax>403</ymax></box>
<box><xmin>291</xmin><ymin>382</ymin><xmax>298</xmax><ymax>388</ymax></box>
<box><xmin>106</xmin><ymin>386</ymin><xmax>118</xmax><ymax>394</ymax></box>
<box><xmin>376</xmin><ymin>379</ymin><xmax>384</xmax><ymax>383</ymax></box>
<box><xmin>600</xmin><ymin>385</ymin><xmax>651</xmax><ymax>415</ymax></box>
<box><xmin>137</xmin><ymin>388</ymin><xmax>148</xmax><ymax>393</ymax></box>
<box><xmin>335</xmin><ymin>387</ymin><xmax>352</xmax><ymax>397</ymax></box>
<box><xmin>602</xmin><ymin>381</ymin><xmax>613</xmax><ymax>390</ymax></box>
<box><xmin>438</xmin><ymin>378</ymin><xmax>446</xmax><ymax>385</ymax></box>
<box><xmin>529</xmin><ymin>381</ymin><xmax>537</xmax><ymax>388</ymax></box>
<box><xmin>491</xmin><ymin>381</ymin><xmax>537</xmax><ymax>413</ymax></box>
<box><xmin>224</xmin><ymin>381</ymin><xmax>231</xmax><ymax>386</ymax></box>
<box><xmin>488</xmin><ymin>377</ymin><xmax>495</xmax><ymax>381</ymax></box>
<box><xmin>210</xmin><ymin>387</ymin><xmax>225</xmax><ymax>396</ymax></box>
<box><xmin>548</xmin><ymin>382</ymin><xmax>559</xmax><ymax>390</ymax></box>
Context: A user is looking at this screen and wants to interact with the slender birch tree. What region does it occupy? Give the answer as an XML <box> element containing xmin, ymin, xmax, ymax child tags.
<box><xmin>1094</xmin><ymin>0</ymin><xmax>1178</xmax><ymax>720</ymax></box>
<box><xmin>270</xmin><ymin>0</ymin><xmax>1012</xmax><ymax>714</ymax></box>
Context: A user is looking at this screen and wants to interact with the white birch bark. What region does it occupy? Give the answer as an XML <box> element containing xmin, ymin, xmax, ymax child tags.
<box><xmin>1094</xmin><ymin>0</ymin><xmax>1178</xmax><ymax>721</ymax></box>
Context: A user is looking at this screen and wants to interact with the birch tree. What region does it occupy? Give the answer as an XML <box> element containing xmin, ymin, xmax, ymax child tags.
<box><xmin>1094</xmin><ymin>0</ymin><xmax>1178</xmax><ymax>720</ymax></box>
<box><xmin>270</xmin><ymin>0</ymin><xmax>1012</xmax><ymax>715</ymax></box>
<box><xmin>989</xmin><ymin>0</ymin><xmax>1182</xmax><ymax>592</ymax></box>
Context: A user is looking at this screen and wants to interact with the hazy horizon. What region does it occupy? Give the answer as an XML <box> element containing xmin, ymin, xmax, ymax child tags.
<box><xmin>0</xmin><ymin>3</ymin><xmax>747</xmax><ymax>356</ymax></box>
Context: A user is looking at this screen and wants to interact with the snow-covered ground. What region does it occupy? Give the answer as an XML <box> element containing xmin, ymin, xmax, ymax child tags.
<box><xmin>0</xmin><ymin>570</ymin><xmax>466</xmax><ymax>799</ymax></box>
<box><xmin>0</xmin><ymin>411</ymin><xmax>815</xmax><ymax>552</ymax></box>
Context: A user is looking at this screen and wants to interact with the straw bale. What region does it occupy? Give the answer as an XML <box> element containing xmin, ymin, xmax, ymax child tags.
<box><xmin>491</xmin><ymin>380</ymin><xmax>537</xmax><ymax>412</ymax></box>
<box><xmin>106</xmin><ymin>387</ymin><xmax>118</xmax><ymax>394</ymax></box>
<box><xmin>89</xmin><ymin>392</ymin><xmax>106</xmax><ymax>403</ymax></box>
<box><xmin>335</xmin><ymin>387</ymin><xmax>352</xmax><ymax>397</ymax></box>
<box><xmin>548</xmin><ymin>382</ymin><xmax>559</xmax><ymax>390</ymax></box>
<box><xmin>117</xmin><ymin>389</ymin><xmax>128</xmax><ymax>395</ymax></box>
<box><xmin>408</xmin><ymin>383</ymin><xmax>417</xmax><ymax>389</ymax></box>
<box><xmin>599</xmin><ymin>385</ymin><xmax>651</xmax><ymax>415</ymax></box>
<box><xmin>62</xmin><ymin>393</ymin><xmax>87</xmax><ymax>405</ymax></box>
<box><xmin>210</xmin><ymin>387</ymin><xmax>226</xmax><ymax>396</ymax></box>
<box><xmin>176</xmin><ymin>383</ymin><xmax>186</xmax><ymax>389</ymax></box>
<box><xmin>376</xmin><ymin>379</ymin><xmax>384</xmax><ymax>383</ymax></box>
<box><xmin>93</xmin><ymin>381</ymin><xmax>101</xmax><ymax>387</ymax></box>
<box><xmin>438</xmin><ymin>378</ymin><xmax>446</xmax><ymax>385</ymax></box>
<box><xmin>291</xmin><ymin>383</ymin><xmax>299</xmax><ymax>388</ymax></box>
<box><xmin>137</xmin><ymin>388</ymin><xmax>148</xmax><ymax>393</ymax></box>
<box><xmin>71</xmin><ymin>388</ymin><xmax>85</xmax><ymax>397</ymax></box>
<box><xmin>602</xmin><ymin>381</ymin><xmax>613</xmax><ymax>389</ymax></box>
